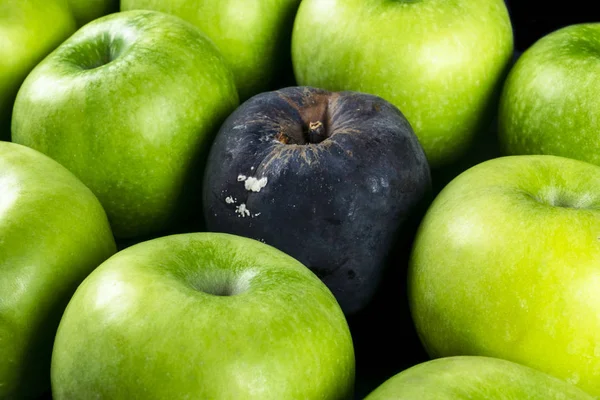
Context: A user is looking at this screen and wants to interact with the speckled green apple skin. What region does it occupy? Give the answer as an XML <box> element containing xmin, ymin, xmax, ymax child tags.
<box><xmin>67</xmin><ymin>0</ymin><xmax>119</xmax><ymax>27</ymax></box>
<box><xmin>409</xmin><ymin>155</ymin><xmax>600</xmax><ymax>397</ymax></box>
<box><xmin>0</xmin><ymin>0</ymin><xmax>76</xmax><ymax>140</ymax></box>
<box><xmin>0</xmin><ymin>142</ymin><xmax>116</xmax><ymax>399</ymax></box>
<box><xmin>499</xmin><ymin>24</ymin><xmax>600</xmax><ymax>166</ymax></box>
<box><xmin>51</xmin><ymin>232</ymin><xmax>355</xmax><ymax>400</ymax></box>
<box><xmin>291</xmin><ymin>0</ymin><xmax>514</xmax><ymax>168</ymax></box>
<box><xmin>120</xmin><ymin>0</ymin><xmax>301</xmax><ymax>101</ymax></box>
<box><xmin>11</xmin><ymin>10</ymin><xmax>239</xmax><ymax>240</ymax></box>
<box><xmin>365</xmin><ymin>356</ymin><xmax>595</xmax><ymax>400</ymax></box>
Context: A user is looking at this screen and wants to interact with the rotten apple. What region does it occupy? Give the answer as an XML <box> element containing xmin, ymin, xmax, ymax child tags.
<box><xmin>202</xmin><ymin>86</ymin><xmax>431</xmax><ymax>315</ymax></box>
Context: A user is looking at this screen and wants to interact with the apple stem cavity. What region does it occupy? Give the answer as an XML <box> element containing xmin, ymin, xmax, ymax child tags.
<box><xmin>275</xmin><ymin>92</ymin><xmax>333</xmax><ymax>145</ymax></box>
<box><xmin>191</xmin><ymin>281</ymin><xmax>238</xmax><ymax>296</ymax></box>
<box><xmin>76</xmin><ymin>34</ymin><xmax>126</xmax><ymax>71</ymax></box>
<box><xmin>529</xmin><ymin>186</ymin><xmax>596</xmax><ymax>210</ymax></box>
<box><xmin>276</xmin><ymin>119</ymin><xmax>330</xmax><ymax>145</ymax></box>
<box><xmin>307</xmin><ymin>120</ymin><xmax>326</xmax><ymax>143</ymax></box>
<box><xmin>189</xmin><ymin>269</ymin><xmax>256</xmax><ymax>297</ymax></box>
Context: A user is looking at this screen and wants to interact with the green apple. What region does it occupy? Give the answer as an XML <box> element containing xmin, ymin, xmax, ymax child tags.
<box><xmin>51</xmin><ymin>232</ymin><xmax>355</xmax><ymax>399</ymax></box>
<box><xmin>120</xmin><ymin>0</ymin><xmax>302</xmax><ymax>101</ymax></box>
<box><xmin>0</xmin><ymin>0</ymin><xmax>76</xmax><ymax>140</ymax></box>
<box><xmin>409</xmin><ymin>154</ymin><xmax>600</xmax><ymax>397</ymax></box>
<box><xmin>291</xmin><ymin>0</ymin><xmax>514</xmax><ymax>168</ymax></box>
<box><xmin>365</xmin><ymin>356</ymin><xmax>594</xmax><ymax>399</ymax></box>
<box><xmin>499</xmin><ymin>23</ymin><xmax>600</xmax><ymax>166</ymax></box>
<box><xmin>67</xmin><ymin>0</ymin><xmax>119</xmax><ymax>26</ymax></box>
<box><xmin>12</xmin><ymin>10</ymin><xmax>239</xmax><ymax>240</ymax></box>
<box><xmin>0</xmin><ymin>141</ymin><xmax>116</xmax><ymax>399</ymax></box>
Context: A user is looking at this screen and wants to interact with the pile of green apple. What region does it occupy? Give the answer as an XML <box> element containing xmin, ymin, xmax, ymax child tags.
<box><xmin>2</xmin><ymin>0</ymin><xmax>600</xmax><ymax>399</ymax></box>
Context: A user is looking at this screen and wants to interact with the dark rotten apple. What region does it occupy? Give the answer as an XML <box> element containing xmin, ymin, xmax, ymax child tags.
<box><xmin>203</xmin><ymin>86</ymin><xmax>431</xmax><ymax>314</ymax></box>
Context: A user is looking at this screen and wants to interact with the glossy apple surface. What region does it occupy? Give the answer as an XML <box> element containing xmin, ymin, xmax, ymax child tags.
<box><xmin>292</xmin><ymin>0</ymin><xmax>514</xmax><ymax>168</ymax></box>
<box><xmin>499</xmin><ymin>23</ymin><xmax>600</xmax><ymax>166</ymax></box>
<box><xmin>121</xmin><ymin>0</ymin><xmax>302</xmax><ymax>100</ymax></box>
<box><xmin>365</xmin><ymin>356</ymin><xmax>594</xmax><ymax>399</ymax></box>
<box><xmin>51</xmin><ymin>232</ymin><xmax>355</xmax><ymax>399</ymax></box>
<box><xmin>12</xmin><ymin>10</ymin><xmax>239</xmax><ymax>240</ymax></box>
<box><xmin>409</xmin><ymin>155</ymin><xmax>600</xmax><ymax>397</ymax></box>
<box><xmin>0</xmin><ymin>0</ymin><xmax>75</xmax><ymax>140</ymax></box>
<box><xmin>0</xmin><ymin>142</ymin><xmax>116</xmax><ymax>398</ymax></box>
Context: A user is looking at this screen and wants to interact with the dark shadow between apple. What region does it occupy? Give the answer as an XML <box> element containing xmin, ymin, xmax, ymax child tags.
<box><xmin>347</xmin><ymin>186</ymin><xmax>434</xmax><ymax>399</ymax></box>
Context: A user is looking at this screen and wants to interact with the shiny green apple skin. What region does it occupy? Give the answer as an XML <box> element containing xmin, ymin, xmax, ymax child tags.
<box><xmin>120</xmin><ymin>0</ymin><xmax>301</xmax><ymax>101</ymax></box>
<box><xmin>409</xmin><ymin>155</ymin><xmax>600</xmax><ymax>397</ymax></box>
<box><xmin>365</xmin><ymin>356</ymin><xmax>594</xmax><ymax>400</ymax></box>
<box><xmin>0</xmin><ymin>0</ymin><xmax>76</xmax><ymax>140</ymax></box>
<box><xmin>499</xmin><ymin>24</ymin><xmax>600</xmax><ymax>166</ymax></box>
<box><xmin>0</xmin><ymin>142</ymin><xmax>116</xmax><ymax>399</ymax></box>
<box><xmin>12</xmin><ymin>10</ymin><xmax>239</xmax><ymax>240</ymax></box>
<box><xmin>67</xmin><ymin>0</ymin><xmax>119</xmax><ymax>26</ymax></box>
<box><xmin>51</xmin><ymin>233</ymin><xmax>355</xmax><ymax>400</ymax></box>
<box><xmin>291</xmin><ymin>0</ymin><xmax>514</xmax><ymax>168</ymax></box>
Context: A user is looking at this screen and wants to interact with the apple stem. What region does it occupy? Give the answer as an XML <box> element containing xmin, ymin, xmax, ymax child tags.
<box><xmin>307</xmin><ymin>121</ymin><xmax>326</xmax><ymax>143</ymax></box>
<box><xmin>275</xmin><ymin>120</ymin><xmax>328</xmax><ymax>145</ymax></box>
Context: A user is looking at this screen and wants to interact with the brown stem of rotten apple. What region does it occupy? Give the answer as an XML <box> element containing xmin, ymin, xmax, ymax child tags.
<box><xmin>307</xmin><ymin>120</ymin><xmax>326</xmax><ymax>143</ymax></box>
<box><xmin>276</xmin><ymin>120</ymin><xmax>328</xmax><ymax>145</ymax></box>
<box><xmin>274</xmin><ymin>90</ymin><xmax>335</xmax><ymax>145</ymax></box>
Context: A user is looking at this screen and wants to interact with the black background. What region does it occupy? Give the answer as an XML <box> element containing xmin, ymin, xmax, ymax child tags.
<box><xmin>507</xmin><ymin>0</ymin><xmax>599</xmax><ymax>53</ymax></box>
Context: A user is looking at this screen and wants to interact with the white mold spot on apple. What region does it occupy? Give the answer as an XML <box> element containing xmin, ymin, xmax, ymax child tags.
<box><xmin>368</xmin><ymin>176</ymin><xmax>380</xmax><ymax>194</ymax></box>
<box><xmin>244</xmin><ymin>176</ymin><xmax>268</xmax><ymax>192</ymax></box>
<box><xmin>225</xmin><ymin>196</ymin><xmax>236</xmax><ymax>204</ymax></box>
<box><xmin>237</xmin><ymin>174</ymin><xmax>247</xmax><ymax>182</ymax></box>
<box><xmin>235</xmin><ymin>203</ymin><xmax>251</xmax><ymax>217</ymax></box>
